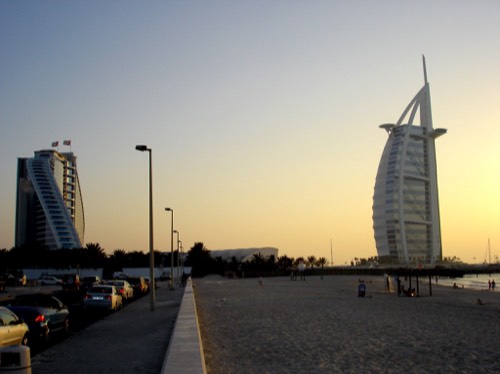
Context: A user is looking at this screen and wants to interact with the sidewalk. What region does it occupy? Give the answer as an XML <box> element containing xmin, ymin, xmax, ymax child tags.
<box><xmin>30</xmin><ymin>281</ymin><xmax>184</xmax><ymax>374</ymax></box>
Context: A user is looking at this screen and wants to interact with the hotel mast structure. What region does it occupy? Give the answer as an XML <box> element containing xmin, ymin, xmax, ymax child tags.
<box><xmin>372</xmin><ymin>57</ymin><xmax>446</xmax><ymax>265</ymax></box>
<box><xmin>15</xmin><ymin>148</ymin><xmax>85</xmax><ymax>249</ymax></box>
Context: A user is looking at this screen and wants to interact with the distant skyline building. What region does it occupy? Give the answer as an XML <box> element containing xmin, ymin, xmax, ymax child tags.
<box><xmin>372</xmin><ymin>57</ymin><xmax>446</xmax><ymax>265</ymax></box>
<box><xmin>210</xmin><ymin>247</ymin><xmax>279</xmax><ymax>262</ymax></box>
<box><xmin>15</xmin><ymin>149</ymin><xmax>85</xmax><ymax>249</ymax></box>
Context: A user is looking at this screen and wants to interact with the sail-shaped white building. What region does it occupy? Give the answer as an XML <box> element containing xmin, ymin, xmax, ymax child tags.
<box><xmin>372</xmin><ymin>57</ymin><xmax>446</xmax><ymax>265</ymax></box>
<box><xmin>15</xmin><ymin>149</ymin><xmax>85</xmax><ymax>249</ymax></box>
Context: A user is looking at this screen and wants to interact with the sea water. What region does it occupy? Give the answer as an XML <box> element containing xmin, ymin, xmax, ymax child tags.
<box><xmin>436</xmin><ymin>272</ymin><xmax>499</xmax><ymax>290</ymax></box>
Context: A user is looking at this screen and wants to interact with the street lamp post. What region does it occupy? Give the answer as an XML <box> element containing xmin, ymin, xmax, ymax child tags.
<box><xmin>165</xmin><ymin>207</ymin><xmax>174</xmax><ymax>289</ymax></box>
<box><xmin>178</xmin><ymin>240</ymin><xmax>182</xmax><ymax>283</ymax></box>
<box><xmin>135</xmin><ymin>145</ymin><xmax>155</xmax><ymax>311</ymax></box>
<box><xmin>173</xmin><ymin>230</ymin><xmax>180</xmax><ymax>283</ymax></box>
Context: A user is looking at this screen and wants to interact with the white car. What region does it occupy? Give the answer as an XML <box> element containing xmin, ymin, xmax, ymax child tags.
<box><xmin>39</xmin><ymin>276</ymin><xmax>63</xmax><ymax>286</ymax></box>
<box><xmin>83</xmin><ymin>285</ymin><xmax>123</xmax><ymax>311</ymax></box>
<box><xmin>0</xmin><ymin>306</ymin><xmax>30</xmax><ymax>347</ymax></box>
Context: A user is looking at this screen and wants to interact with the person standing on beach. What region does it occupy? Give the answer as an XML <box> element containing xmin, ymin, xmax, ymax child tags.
<box><xmin>384</xmin><ymin>274</ymin><xmax>390</xmax><ymax>293</ymax></box>
<box><xmin>298</xmin><ymin>261</ymin><xmax>306</xmax><ymax>281</ymax></box>
<box><xmin>488</xmin><ymin>279</ymin><xmax>491</xmax><ymax>290</ymax></box>
<box><xmin>492</xmin><ymin>280</ymin><xmax>496</xmax><ymax>290</ymax></box>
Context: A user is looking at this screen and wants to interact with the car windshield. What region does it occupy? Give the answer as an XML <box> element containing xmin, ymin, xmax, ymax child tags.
<box><xmin>14</xmin><ymin>294</ymin><xmax>60</xmax><ymax>308</ymax></box>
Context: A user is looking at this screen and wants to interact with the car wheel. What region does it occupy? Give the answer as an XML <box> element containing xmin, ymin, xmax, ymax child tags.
<box><xmin>63</xmin><ymin>318</ymin><xmax>70</xmax><ymax>334</ymax></box>
<box><xmin>41</xmin><ymin>330</ymin><xmax>50</xmax><ymax>346</ymax></box>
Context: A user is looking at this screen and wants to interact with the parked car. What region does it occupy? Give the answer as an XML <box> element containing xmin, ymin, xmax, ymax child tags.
<box><xmin>106</xmin><ymin>280</ymin><xmax>134</xmax><ymax>300</ymax></box>
<box><xmin>112</xmin><ymin>272</ymin><xmax>130</xmax><ymax>280</ymax></box>
<box><xmin>38</xmin><ymin>275</ymin><xmax>63</xmax><ymax>286</ymax></box>
<box><xmin>144</xmin><ymin>277</ymin><xmax>153</xmax><ymax>290</ymax></box>
<box><xmin>0</xmin><ymin>306</ymin><xmax>30</xmax><ymax>347</ymax></box>
<box><xmin>83</xmin><ymin>285</ymin><xmax>122</xmax><ymax>311</ymax></box>
<box><xmin>5</xmin><ymin>294</ymin><xmax>70</xmax><ymax>345</ymax></box>
<box><xmin>61</xmin><ymin>274</ymin><xmax>81</xmax><ymax>292</ymax></box>
<box><xmin>0</xmin><ymin>274</ymin><xmax>7</xmax><ymax>292</ymax></box>
<box><xmin>127</xmin><ymin>277</ymin><xmax>148</xmax><ymax>296</ymax></box>
<box><xmin>81</xmin><ymin>276</ymin><xmax>101</xmax><ymax>290</ymax></box>
<box><xmin>1</xmin><ymin>271</ymin><xmax>26</xmax><ymax>289</ymax></box>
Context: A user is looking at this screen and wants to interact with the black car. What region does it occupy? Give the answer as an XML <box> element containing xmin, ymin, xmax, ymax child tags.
<box><xmin>127</xmin><ymin>277</ymin><xmax>149</xmax><ymax>296</ymax></box>
<box><xmin>4</xmin><ymin>293</ymin><xmax>70</xmax><ymax>345</ymax></box>
<box><xmin>81</xmin><ymin>275</ymin><xmax>102</xmax><ymax>291</ymax></box>
<box><xmin>61</xmin><ymin>274</ymin><xmax>81</xmax><ymax>292</ymax></box>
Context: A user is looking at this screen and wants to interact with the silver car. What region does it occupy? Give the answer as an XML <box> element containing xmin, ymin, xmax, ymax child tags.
<box><xmin>82</xmin><ymin>285</ymin><xmax>122</xmax><ymax>311</ymax></box>
<box><xmin>38</xmin><ymin>275</ymin><xmax>63</xmax><ymax>286</ymax></box>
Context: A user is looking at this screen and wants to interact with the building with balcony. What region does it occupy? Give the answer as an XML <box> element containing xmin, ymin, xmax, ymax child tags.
<box><xmin>15</xmin><ymin>149</ymin><xmax>85</xmax><ymax>249</ymax></box>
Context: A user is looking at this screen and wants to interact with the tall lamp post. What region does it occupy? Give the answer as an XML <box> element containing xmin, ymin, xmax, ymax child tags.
<box><xmin>135</xmin><ymin>145</ymin><xmax>155</xmax><ymax>311</ymax></box>
<box><xmin>165</xmin><ymin>207</ymin><xmax>174</xmax><ymax>289</ymax></box>
<box><xmin>173</xmin><ymin>230</ymin><xmax>180</xmax><ymax>283</ymax></box>
<box><xmin>178</xmin><ymin>240</ymin><xmax>183</xmax><ymax>283</ymax></box>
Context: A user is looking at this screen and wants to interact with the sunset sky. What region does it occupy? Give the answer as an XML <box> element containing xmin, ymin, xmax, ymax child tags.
<box><xmin>1</xmin><ymin>1</ymin><xmax>499</xmax><ymax>265</ymax></box>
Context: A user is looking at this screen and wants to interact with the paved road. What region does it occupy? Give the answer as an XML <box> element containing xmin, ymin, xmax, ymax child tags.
<box><xmin>30</xmin><ymin>281</ymin><xmax>183</xmax><ymax>374</ymax></box>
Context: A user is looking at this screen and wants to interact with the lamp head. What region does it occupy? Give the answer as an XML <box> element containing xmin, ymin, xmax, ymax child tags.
<box><xmin>135</xmin><ymin>145</ymin><xmax>149</xmax><ymax>152</ymax></box>
<box><xmin>165</xmin><ymin>207</ymin><xmax>172</xmax><ymax>212</ymax></box>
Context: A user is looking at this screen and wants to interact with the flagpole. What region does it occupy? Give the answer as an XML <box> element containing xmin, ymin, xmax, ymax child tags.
<box><xmin>63</xmin><ymin>140</ymin><xmax>72</xmax><ymax>152</ymax></box>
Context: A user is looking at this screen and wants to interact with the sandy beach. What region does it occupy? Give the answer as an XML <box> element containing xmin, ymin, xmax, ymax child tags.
<box><xmin>194</xmin><ymin>275</ymin><xmax>500</xmax><ymax>374</ymax></box>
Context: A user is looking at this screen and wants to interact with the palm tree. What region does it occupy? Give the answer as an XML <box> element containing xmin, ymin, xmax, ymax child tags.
<box><xmin>316</xmin><ymin>257</ymin><xmax>328</xmax><ymax>268</ymax></box>
<box><xmin>294</xmin><ymin>257</ymin><xmax>305</xmax><ymax>266</ymax></box>
<box><xmin>277</xmin><ymin>255</ymin><xmax>293</xmax><ymax>272</ymax></box>
<box><xmin>316</xmin><ymin>257</ymin><xmax>328</xmax><ymax>280</ymax></box>
<box><xmin>307</xmin><ymin>256</ymin><xmax>317</xmax><ymax>270</ymax></box>
<box><xmin>128</xmin><ymin>250</ymin><xmax>148</xmax><ymax>267</ymax></box>
<box><xmin>252</xmin><ymin>253</ymin><xmax>265</xmax><ymax>266</ymax></box>
<box><xmin>85</xmin><ymin>242</ymin><xmax>107</xmax><ymax>268</ymax></box>
<box><xmin>185</xmin><ymin>242</ymin><xmax>214</xmax><ymax>277</ymax></box>
<box><xmin>111</xmin><ymin>249</ymin><xmax>127</xmax><ymax>268</ymax></box>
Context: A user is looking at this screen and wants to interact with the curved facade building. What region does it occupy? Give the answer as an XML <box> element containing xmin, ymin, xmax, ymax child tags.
<box><xmin>15</xmin><ymin>149</ymin><xmax>85</xmax><ymax>249</ymax></box>
<box><xmin>372</xmin><ymin>58</ymin><xmax>446</xmax><ymax>265</ymax></box>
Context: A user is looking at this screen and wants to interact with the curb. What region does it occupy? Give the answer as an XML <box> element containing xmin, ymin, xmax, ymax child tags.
<box><xmin>162</xmin><ymin>279</ymin><xmax>207</xmax><ymax>374</ymax></box>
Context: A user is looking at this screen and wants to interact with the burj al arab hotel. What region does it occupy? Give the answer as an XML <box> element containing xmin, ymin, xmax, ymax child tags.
<box><xmin>372</xmin><ymin>57</ymin><xmax>446</xmax><ymax>266</ymax></box>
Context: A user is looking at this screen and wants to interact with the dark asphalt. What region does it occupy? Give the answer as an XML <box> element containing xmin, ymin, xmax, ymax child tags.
<box><xmin>30</xmin><ymin>281</ymin><xmax>183</xmax><ymax>374</ymax></box>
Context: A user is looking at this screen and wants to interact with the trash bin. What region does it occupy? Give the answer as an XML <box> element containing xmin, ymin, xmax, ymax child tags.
<box><xmin>358</xmin><ymin>283</ymin><xmax>366</xmax><ymax>297</ymax></box>
<box><xmin>0</xmin><ymin>346</ymin><xmax>31</xmax><ymax>374</ymax></box>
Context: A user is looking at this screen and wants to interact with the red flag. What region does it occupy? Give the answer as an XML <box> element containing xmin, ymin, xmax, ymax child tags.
<box><xmin>51</xmin><ymin>141</ymin><xmax>59</xmax><ymax>147</ymax></box>
<box><xmin>63</xmin><ymin>140</ymin><xmax>71</xmax><ymax>146</ymax></box>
